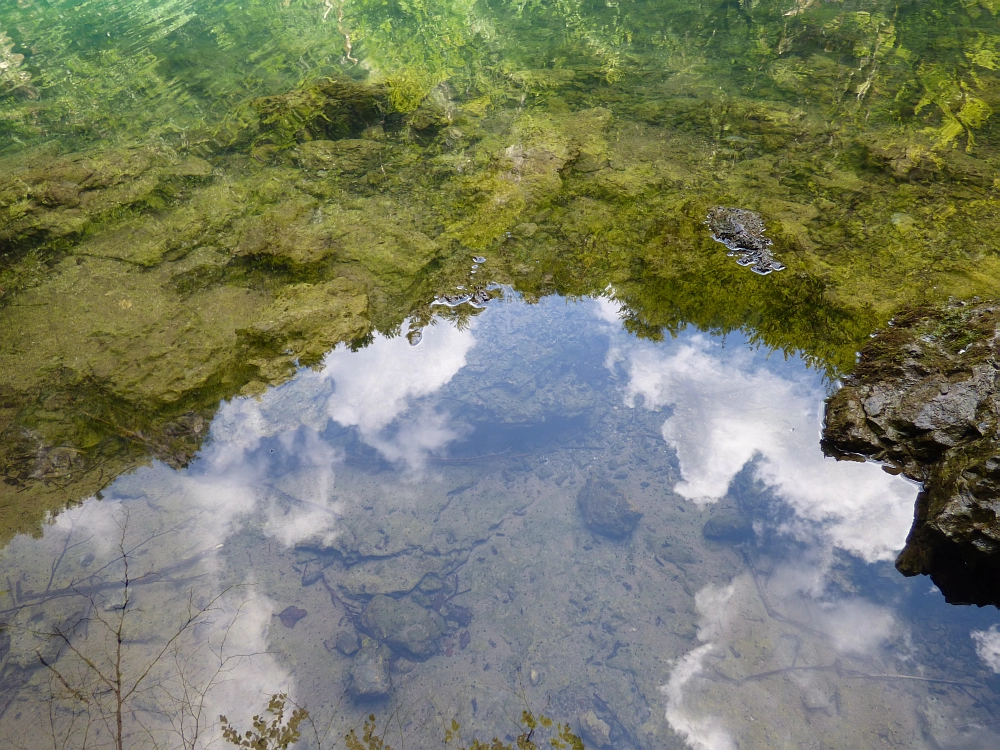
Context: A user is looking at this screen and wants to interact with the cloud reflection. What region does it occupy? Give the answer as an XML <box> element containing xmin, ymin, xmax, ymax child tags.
<box><xmin>321</xmin><ymin>321</ymin><xmax>475</xmax><ymax>469</ymax></box>
<box><xmin>0</xmin><ymin>316</ymin><xmax>478</xmax><ymax>747</ymax></box>
<box><xmin>972</xmin><ymin>626</ymin><xmax>1000</xmax><ymax>673</ymax></box>
<box><xmin>595</xmin><ymin>297</ymin><xmax>939</xmax><ymax>748</ymax></box>
<box><xmin>604</xmin><ymin>313</ymin><xmax>915</xmax><ymax>563</ymax></box>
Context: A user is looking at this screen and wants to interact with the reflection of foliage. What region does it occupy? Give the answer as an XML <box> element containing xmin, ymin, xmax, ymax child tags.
<box><xmin>347</xmin><ymin>0</ymin><xmax>493</xmax><ymax>111</ymax></box>
<box><xmin>2</xmin><ymin>0</ymin><xmax>995</xmax><ymax>153</ymax></box>
<box><xmin>220</xmin><ymin>704</ymin><xmax>586</xmax><ymax>750</ymax></box>
<box><xmin>504</xmin><ymin>0</ymin><xmax>632</xmax><ymax>83</ymax></box>
<box><xmin>345</xmin><ymin>714</ymin><xmax>393</xmax><ymax>750</ymax></box>
<box><xmin>1</xmin><ymin>0</ymin><xmax>1000</xmax><ymax>544</ymax></box>
<box><xmin>221</xmin><ymin>693</ymin><xmax>308</xmax><ymax>750</ymax></box>
<box><xmin>27</xmin><ymin>509</ymin><xmax>250</xmax><ymax>750</ymax></box>
<box><xmin>443</xmin><ymin>711</ymin><xmax>585</xmax><ymax>750</ymax></box>
<box><xmin>916</xmin><ymin>62</ymin><xmax>993</xmax><ymax>150</ymax></box>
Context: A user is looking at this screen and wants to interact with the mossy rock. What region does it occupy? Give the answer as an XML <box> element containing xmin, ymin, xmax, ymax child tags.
<box><xmin>294</xmin><ymin>139</ymin><xmax>384</xmax><ymax>174</ymax></box>
<box><xmin>0</xmin><ymin>148</ymin><xmax>213</xmax><ymax>253</ymax></box>
<box><xmin>251</xmin><ymin>76</ymin><xmax>389</xmax><ymax>149</ymax></box>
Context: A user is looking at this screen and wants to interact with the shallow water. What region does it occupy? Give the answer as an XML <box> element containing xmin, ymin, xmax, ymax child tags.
<box><xmin>1</xmin><ymin>293</ymin><xmax>999</xmax><ymax>749</ymax></box>
<box><xmin>2</xmin><ymin>0</ymin><xmax>1000</xmax><ymax>747</ymax></box>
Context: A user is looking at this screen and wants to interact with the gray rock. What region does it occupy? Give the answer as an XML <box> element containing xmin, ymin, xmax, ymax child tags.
<box><xmin>328</xmin><ymin>629</ymin><xmax>360</xmax><ymax>655</ymax></box>
<box><xmin>822</xmin><ymin>301</ymin><xmax>1000</xmax><ymax>606</ymax></box>
<box><xmin>702</xmin><ymin>510</ymin><xmax>753</xmax><ymax>543</ymax></box>
<box><xmin>360</xmin><ymin>595</ymin><xmax>446</xmax><ymax>659</ymax></box>
<box><xmin>577</xmin><ymin>479</ymin><xmax>642</xmax><ymax>538</ymax></box>
<box><xmin>579</xmin><ymin>711</ymin><xmax>612</xmax><ymax>748</ymax></box>
<box><xmin>349</xmin><ymin>640</ymin><xmax>392</xmax><ymax>700</ymax></box>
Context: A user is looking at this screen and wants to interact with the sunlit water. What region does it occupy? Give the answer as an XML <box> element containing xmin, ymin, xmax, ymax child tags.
<box><xmin>3</xmin><ymin>0</ymin><xmax>1000</xmax><ymax>746</ymax></box>
<box><xmin>1</xmin><ymin>294</ymin><xmax>998</xmax><ymax>749</ymax></box>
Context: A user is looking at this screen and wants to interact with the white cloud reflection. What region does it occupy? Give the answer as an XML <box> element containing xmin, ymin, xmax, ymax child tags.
<box><xmin>0</xmin><ymin>316</ymin><xmax>478</xmax><ymax>748</ymax></box>
<box><xmin>972</xmin><ymin>626</ymin><xmax>1000</xmax><ymax>673</ymax></box>
<box><xmin>662</xmin><ymin>574</ymin><xmax>910</xmax><ymax>750</ymax></box>
<box><xmin>321</xmin><ymin>321</ymin><xmax>474</xmax><ymax>469</ymax></box>
<box><xmin>595</xmin><ymin>297</ymin><xmax>938</xmax><ymax>749</ymax></box>
<box><xmin>599</xmin><ymin>297</ymin><xmax>915</xmax><ymax>564</ymax></box>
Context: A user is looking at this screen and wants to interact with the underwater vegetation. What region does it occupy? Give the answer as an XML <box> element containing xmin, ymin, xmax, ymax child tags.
<box><xmin>219</xmin><ymin>695</ymin><xmax>585</xmax><ymax>750</ymax></box>
<box><xmin>0</xmin><ymin>0</ymin><xmax>998</xmax><ymax>540</ymax></box>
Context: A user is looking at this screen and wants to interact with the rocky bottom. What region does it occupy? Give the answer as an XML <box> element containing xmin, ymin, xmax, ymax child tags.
<box><xmin>0</xmin><ymin>299</ymin><xmax>997</xmax><ymax>750</ymax></box>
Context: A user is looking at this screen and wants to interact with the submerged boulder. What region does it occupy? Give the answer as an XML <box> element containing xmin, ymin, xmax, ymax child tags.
<box><xmin>360</xmin><ymin>594</ymin><xmax>446</xmax><ymax>659</ymax></box>
<box><xmin>702</xmin><ymin>509</ymin><xmax>753</xmax><ymax>543</ymax></box>
<box><xmin>349</xmin><ymin>640</ymin><xmax>392</xmax><ymax>700</ymax></box>
<box><xmin>251</xmin><ymin>76</ymin><xmax>388</xmax><ymax>148</ymax></box>
<box><xmin>330</xmin><ymin>630</ymin><xmax>361</xmax><ymax>655</ymax></box>
<box><xmin>822</xmin><ymin>300</ymin><xmax>1000</xmax><ymax>606</ymax></box>
<box><xmin>577</xmin><ymin>478</ymin><xmax>642</xmax><ymax>538</ymax></box>
<box><xmin>579</xmin><ymin>711</ymin><xmax>612</xmax><ymax>748</ymax></box>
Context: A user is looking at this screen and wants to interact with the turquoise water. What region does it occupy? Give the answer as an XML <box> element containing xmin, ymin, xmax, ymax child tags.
<box><xmin>1</xmin><ymin>293</ymin><xmax>999</xmax><ymax>748</ymax></box>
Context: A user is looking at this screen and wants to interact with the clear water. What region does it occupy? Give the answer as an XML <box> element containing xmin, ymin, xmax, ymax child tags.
<box><xmin>3</xmin><ymin>0</ymin><xmax>1000</xmax><ymax>747</ymax></box>
<box><xmin>1</xmin><ymin>293</ymin><xmax>998</xmax><ymax>749</ymax></box>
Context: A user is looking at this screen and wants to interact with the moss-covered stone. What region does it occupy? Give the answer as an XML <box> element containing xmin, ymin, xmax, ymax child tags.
<box><xmin>250</xmin><ymin>77</ymin><xmax>390</xmax><ymax>150</ymax></box>
<box><xmin>823</xmin><ymin>300</ymin><xmax>1000</xmax><ymax>606</ymax></box>
<box><xmin>0</xmin><ymin>147</ymin><xmax>213</xmax><ymax>255</ymax></box>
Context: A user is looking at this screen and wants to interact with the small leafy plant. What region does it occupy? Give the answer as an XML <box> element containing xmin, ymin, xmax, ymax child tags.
<box><xmin>443</xmin><ymin>710</ymin><xmax>585</xmax><ymax>750</ymax></box>
<box><xmin>220</xmin><ymin>693</ymin><xmax>309</xmax><ymax>750</ymax></box>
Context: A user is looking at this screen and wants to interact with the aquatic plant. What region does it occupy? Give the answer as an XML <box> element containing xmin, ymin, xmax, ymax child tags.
<box><xmin>218</xmin><ymin>703</ymin><xmax>586</xmax><ymax>750</ymax></box>
<box><xmin>221</xmin><ymin>693</ymin><xmax>308</xmax><ymax>750</ymax></box>
<box><xmin>443</xmin><ymin>711</ymin><xmax>585</xmax><ymax>750</ymax></box>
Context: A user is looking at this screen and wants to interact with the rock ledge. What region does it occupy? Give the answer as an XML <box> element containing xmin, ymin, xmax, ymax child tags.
<box><xmin>822</xmin><ymin>301</ymin><xmax>1000</xmax><ymax>606</ymax></box>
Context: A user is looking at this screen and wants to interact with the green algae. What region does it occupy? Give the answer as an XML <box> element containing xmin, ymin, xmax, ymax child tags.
<box><xmin>1</xmin><ymin>0</ymin><xmax>1000</xmax><ymax>541</ymax></box>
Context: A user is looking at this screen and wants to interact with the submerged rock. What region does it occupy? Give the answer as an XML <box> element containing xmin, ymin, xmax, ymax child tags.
<box><xmin>702</xmin><ymin>510</ymin><xmax>753</xmax><ymax>543</ymax></box>
<box><xmin>360</xmin><ymin>594</ymin><xmax>446</xmax><ymax>658</ymax></box>
<box><xmin>577</xmin><ymin>478</ymin><xmax>642</xmax><ymax>538</ymax></box>
<box><xmin>579</xmin><ymin>711</ymin><xmax>612</xmax><ymax>748</ymax></box>
<box><xmin>294</xmin><ymin>139</ymin><xmax>382</xmax><ymax>175</ymax></box>
<box><xmin>329</xmin><ymin>629</ymin><xmax>361</xmax><ymax>655</ymax></box>
<box><xmin>705</xmin><ymin>206</ymin><xmax>786</xmax><ymax>275</ymax></box>
<box><xmin>349</xmin><ymin>640</ymin><xmax>392</xmax><ymax>700</ymax></box>
<box><xmin>822</xmin><ymin>301</ymin><xmax>1000</xmax><ymax>606</ymax></box>
<box><xmin>277</xmin><ymin>605</ymin><xmax>308</xmax><ymax>628</ymax></box>
<box><xmin>440</xmin><ymin>601</ymin><xmax>473</xmax><ymax>627</ymax></box>
<box><xmin>251</xmin><ymin>76</ymin><xmax>388</xmax><ymax>147</ymax></box>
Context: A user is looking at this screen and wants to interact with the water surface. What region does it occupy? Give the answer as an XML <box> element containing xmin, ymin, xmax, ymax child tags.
<box><xmin>1</xmin><ymin>294</ymin><xmax>998</xmax><ymax>749</ymax></box>
<box><xmin>2</xmin><ymin>0</ymin><xmax>1000</xmax><ymax>746</ymax></box>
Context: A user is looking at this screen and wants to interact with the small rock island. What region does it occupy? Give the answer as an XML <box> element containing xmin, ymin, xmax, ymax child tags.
<box><xmin>705</xmin><ymin>206</ymin><xmax>786</xmax><ymax>276</ymax></box>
